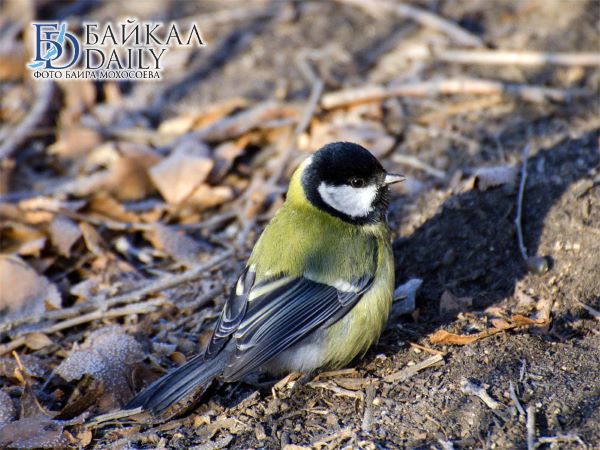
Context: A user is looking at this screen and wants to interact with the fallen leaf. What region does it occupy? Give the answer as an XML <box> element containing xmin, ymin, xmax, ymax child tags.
<box><xmin>429</xmin><ymin>330</ymin><xmax>482</xmax><ymax>345</ymax></box>
<box><xmin>0</xmin><ymin>355</ymin><xmax>47</xmax><ymax>379</ymax></box>
<box><xmin>0</xmin><ymin>415</ymin><xmax>67</xmax><ymax>449</ymax></box>
<box><xmin>105</xmin><ymin>143</ymin><xmax>161</xmax><ymax>200</ymax></box>
<box><xmin>0</xmin><ymin>221</ymin><xmax>46</xmax><ymax>256</ymax></box>
<box><xmin>195</xmin><ymin>100</ymin><xmax>299</xmax><ymax>142</ymax></box>
<box><xmin>0</xmin><ymin>41</ymin><xmax>26</xmax><ymax>81</ymax></box>
<box><xmin>429</xmin><ymin>314</ymin><xmax>550</xmax><ymax>346</ymax></box>
<box><xmin>79</xmin><ymin>222</ymin><xmax>105</xmax><ymax>257</ymax></box>
<box><xmin>149</xmin><ymin>140</ymin><xmax>213</xmax><ymax>204</ymax></box>
<box><xmin>0</xmin><ymin>256</ymin><xmax>61</xmax><ymax>324</ymax></box>
<box><xmin>439</xmin><ymin>290</ymin><xmax>473</xmax><ymax>316</ymax></box>
<box><xmin>473</xmin><ymin>165</ymin><xmax>518</xmax><ymax>191</ymax></box>
<box><xmin>147</xmin><ymin>224</ymin><xmax>207</xmax><ymax>266</ymax></box>
<box><xmin>48</xmin><ymin>215</ymin><xmax>82</xmax><ymax>257</ymax></box>
<box><xmin>17</xmin><ymin>197</ymin><xmax>86</xmax><ymax>224</ymax></box>
<box><xmin>187</xmin><ymin>184</ymin><xmax>235</xmax><ymax>210</ymax></box>
<box><xmin>55</xmin><ymin>326</ymin><xmax>145</xmax><ymax>409</ymax></box>
<box><xmin>24</xmin><ymin>333</ymin><xmax>53</xmax><ymax>351</ymax></box>
<box><xmin>0</xmin><ymin>390</ymin><xmax>16</xmax><ymax>427</ymax></box>
<box><xmin>306</xmin><ymin>120</ymin><xmax>395</xmax><ymax>158</ymax></box>
<box><xmin>48</xmin><ymin>127</ymin><xmax>102</xmax><ymax>159</ymax></box>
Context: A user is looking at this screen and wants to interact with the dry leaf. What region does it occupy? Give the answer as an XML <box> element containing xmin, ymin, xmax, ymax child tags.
<box><xmin>0</xmin><ymin>390</ymin><xmax>16</xmax><ymax>427</ymax></box>
<box><xmin>56</xmin><ymin>80</ymin><xmax>96</xmax><ymax>127</ymax></box>
<box><xmin>0</xmin><ymin>255</ymin><xmax>61</xmax><ymax>324</ymax></box>
<box><xmin>55</xmin><ymin>326</ymin><xmax>145</xmax><ymax>408</ymax></box>
<box><xmin>439</xmin><ymin>290</ymin><xmax>473</xmax><ymax>316</ymax></box>
<box><xmin>473</xmin><ymin>165</ymin><xmax>518</xmax><ymax>191</ymax></box>
<box><xmin>0</xmin><ymin>221</ymin><xmax>46</xmax><ymax>256</ymax></box>
<box><xmin>79</xmin><ymin>222</ymin><xmax>105</xmax><ymax>257</ymax></box>
<box><xmin>212</xmin><ymin>137</ymin><xmax>249</xmax><ymax>182</ymax></box>
<box><xmin>105</xmin><ymin>143</ymin><xmax>161</xmax><ymax>200</ymax></box>
<box><xmin>306</xmin><ymin>120</ymin><xmax>395</xmax><ymax>158</ymax></box>
<box><xmin>196</xmin><ymin>100</ymin><xmax>299</xmax><ymax>142</ymax></box>
<box><xmin>17</xmin><ymin>197</ymin><xmax>86</xmax><ymax>224</ymax></box>
<box><xmin>149</xmin><ymin>140</ymin><xmax>213</xmax><ymax>204</ymax></box>
<box><xmin>148</xmin><ymin>224</ymin><xmax>206</xmax><ymax>266</ymax></box>
<box><xmin>429</xmin><ymin>330</ymin><xmax>482</xmax><ymax>345</ymax></box>
<box><xmin>48</xmin><ymin>215</ymin><xmax>82</xmax><ymax>257</ymax></box>
<box><xmin>0</xmin><ymin>41</ymin><xmax>26</xmax><ymax>81</ymax></box>
<box><xmin>430</xmin><ymin>314</ymin><xmax>550</xmax><ymax>346</ymax></box>
<box><xmin>24</xmin><ymin>333</ymin><xmax>53</xmax><ymax>351</ymax></box>
<box><xmin>87</xmin><ymin>196</ymin><xmax>141</xmax><ymax>223</ymax></box>
<box><xmin>48</xmin><ymin>127</ymin><xmax>102</xmax><ymax>159</ymax></box>
<box><xmin>0</xmin><ymin>415</ymin><xmax>67</xmax><ymax>449</ymax></box>
<box><xmin>187</xmin><ymin>184</ymin><xmax>235</xmax><ymax>210</ymax></box>
<box><xmin>0</xmin><ymin>355</ymin><xmax>47</xmax><ymax>379</ymax></box>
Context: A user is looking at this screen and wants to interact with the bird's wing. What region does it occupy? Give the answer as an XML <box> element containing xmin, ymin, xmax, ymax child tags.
<box><xmin>204</xmin><ymin>249</ymin><xmax>377</xmax><ymax>381</ymax></box>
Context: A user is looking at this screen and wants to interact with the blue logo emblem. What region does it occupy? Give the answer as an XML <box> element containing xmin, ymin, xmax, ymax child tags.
<box><xmin>28</xmin><ymin>22</ymin><xmax>80</xmax><ymax>69</ymax></box>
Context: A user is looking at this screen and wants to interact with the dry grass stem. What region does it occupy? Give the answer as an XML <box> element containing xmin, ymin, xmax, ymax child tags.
<box><xmin>384</xmin><ymin>354</ymin><xmax>444</xmax><ymax>383</ymax></box>
<box><xmin>338</xmin><ymin>0</ymin><xmax>483</xmax><ymax>47</ymax></box>
<box><xmin>321</xmin><ymin>78</ymin><xmax>587</xmax><ymax>109</ymax></box>
<box><xmin>460</xmin><ymin>378</ymin><xmax>503</xmax><ymax>410</ymax></box>
<box><xmin>0</xmin><ymin>81</ymin><xmax>55</xmax><ymax>160</ymax></box>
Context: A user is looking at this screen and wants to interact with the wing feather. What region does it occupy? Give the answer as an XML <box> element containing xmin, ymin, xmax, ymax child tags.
<box><xmin>205</xmin><ymin>241</ymin><xmax>378</xmax><ymax>380</ymax></box>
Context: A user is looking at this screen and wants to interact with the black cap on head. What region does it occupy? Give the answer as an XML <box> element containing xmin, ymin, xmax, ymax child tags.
<box><xmin>301</xmin><ymin>142</ymin><xmax>391</xmax><ymax>225</ymax></box>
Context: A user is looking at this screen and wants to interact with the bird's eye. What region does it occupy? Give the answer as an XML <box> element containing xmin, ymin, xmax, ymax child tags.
<box><xmin>349</xmin><ymin>177</ymin><xmax>365</xmax><ymax>188</ymax></box>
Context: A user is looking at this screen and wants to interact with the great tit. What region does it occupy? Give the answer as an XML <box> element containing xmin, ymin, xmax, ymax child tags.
<box><xmin>125</xmin><ymin>142</ymin><xmax>404</xmax><ymax>416</ymax></box>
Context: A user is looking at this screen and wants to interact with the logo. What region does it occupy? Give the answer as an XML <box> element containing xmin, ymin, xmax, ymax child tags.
<box><xmin>29</xmin><ymin>22</ymin><xmax>80</xmax><ymax>70</ymax></box>
<box><xmin>28</xmin><ymin>19</ymin><xmax>205</xmax><ymax>80</ymax></box>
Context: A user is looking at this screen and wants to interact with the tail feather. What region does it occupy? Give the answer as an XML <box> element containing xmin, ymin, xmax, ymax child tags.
<box><xmin>125</xmin><ymin>352</ymin><xmax>226</xmax><ymax>415</ymax></box>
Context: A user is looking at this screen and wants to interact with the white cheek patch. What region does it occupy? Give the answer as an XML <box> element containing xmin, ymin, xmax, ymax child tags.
<box><xmin>317</xmin><ymin>182</ymin><xmax>378</xmax><ymax>218</ymax></box>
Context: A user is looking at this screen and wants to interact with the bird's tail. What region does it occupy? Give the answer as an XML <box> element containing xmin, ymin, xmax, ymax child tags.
<box><xmin>125</xmin><ymin>351</ymin><xmax>226</xmax><ymax>415</ymax></box>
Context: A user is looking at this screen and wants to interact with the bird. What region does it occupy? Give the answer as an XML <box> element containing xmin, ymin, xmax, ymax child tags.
<box><xmin>123</xmin><ymin>141</ymin><xmax>404</xmax><ymax>417</ymax></box>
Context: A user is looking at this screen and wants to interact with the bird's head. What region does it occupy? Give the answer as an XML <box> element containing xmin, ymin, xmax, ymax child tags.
<box><xmin>291</xmin><ymin>142</ymin><xmax>404</xmax><ymax>225</ymax></box>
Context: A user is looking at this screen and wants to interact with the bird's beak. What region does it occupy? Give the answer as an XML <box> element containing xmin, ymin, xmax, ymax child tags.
<box><xmin>384</xmin><ymin>173</ymin><xmax>405</xmax><ymax>185</ymax></box>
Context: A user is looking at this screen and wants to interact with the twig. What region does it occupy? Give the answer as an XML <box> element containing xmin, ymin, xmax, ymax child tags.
<box><xmin>391</xmin><ymin>153</ymin><xmax>446</xmax><ymax>179</ymax></box>
<box><xmin>237</xmin><ymin>53</ymin><xmax>324</xmax><ymax>246</ymax></box>
<box><xmin>0</xmin><ymin>336</ymin><xmax>26</xmax><ymax>356</ymax></box>
<box><xmin>337</xmin><ymin>0</ymin><xmax>483</xmax><ymax>47</ymax></box>
<box><xmin>384</xmin><ymin>353</ymin><xmax>444</xmax><ymax>383</ymax></box>
<box><xmin>267</xmin><ymin>52</ymin><xmax>324</xmax><ymax>186</ymax></box>
<box><xmin>402</xmin><ymin>46</ymin><xmax>600</xmax><ymax>67</ymax></box>
<box><xmin>577</xmin><ymin>300</ymin><xmax>600</xmax><ymax>321</ymax></box>
<box><xmin>308</xmin><ymin>381</ymin><xmax>364</xmax><ymax>401</ymax></box>
<box><xmin>460</xmin><ymin>378</ymin><xmax>502</xmax><ymax>410</ymax></box>
<box><xmin>321</xmin><ymin>78</ymin><xmax>587</xmax><ymax>109</ymax></box>
<box><xmin>534</xmin><ymin>434</ymin><xmax>586</xmax><ymax>449</ymax></box>
<box><xmin>0</xmin><ymin>81</ymin><xmax>55</xmax><ymax>160</ymax></box>
<box><xmin>515</xmin><ymin>144</ymin><xmax>530</xmax><ymax>260</ymax></box>
<box><xmin>509</xmin><ymin>381</ymin><xmax>526</xmax><ymax>416</ymax></box>
<box><xmin>1</xmin><ymin>251</ymin><xmax>232</xmax><ymax>333</ymax></box>
<box><xmin>41</xmin><ymin>298</ymin><xmax>166</xmax><ymax>335</ymax></box>
<box><xmin>361</xmin><ymin>383</ymin><xmax>376</xmax><ymax>431</ymax></box>
<box><xmin>437</xmin><ymin>440</ymin><xmax>455</xmax><ymax>450</ymax></box>
<box><xmin>527</xmin><ymin>404</ymin><xmax>536</xmax><ymax>450</ymax></box>
<box><xmin>408</xmin><ymin>342</ymin><xmax>445</xmax><ymax>356</ymax></box>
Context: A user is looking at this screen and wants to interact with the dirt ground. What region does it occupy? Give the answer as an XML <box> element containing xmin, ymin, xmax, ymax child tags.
<box><xmin>1</xmin><ymin>1</ymin><xmax>599</xmax><ymax>449</ymax></box>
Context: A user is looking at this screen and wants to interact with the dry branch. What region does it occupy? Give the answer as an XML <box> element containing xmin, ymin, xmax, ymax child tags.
<box><xmin>527</xmin><ymin>404</ymin><xmax>536</xmax><ymax>450</ymax></box>
<box><xmin>515</xmin><ymin>144</ymin><xmax>530</xmax><ymax>260</ymax></box>
<box><xmin>337</xmin><ymin>0</ymin><xmax>483</xmax><ymax>47</ymax></box>
<box><xmin>321</xmin><ymin>78</ymin><xmax>587</xmax><ymax>109</ymax></box>
<box><xmin>402</xmin><ymin>46</ymin><xmax>600</xmax><ymax>66</ymax></box>
<box><xmin>384</xmin><ymin>354</ymin><xmax>444</xmax><ymax>383</ymax></box>
<box><xmin>1</xmin><ymin>250</ymin><xmax>232</xmax><ymax>334</ymax></box>
<box><xmin>0</xmin><ymin>81</ymin><xmax>55</xmax><ymax>160</ymax></box>
<box><xmin>460</xmin><ymin>378</ymin><xmax>503</xmax><ymax>410</ymax></box>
